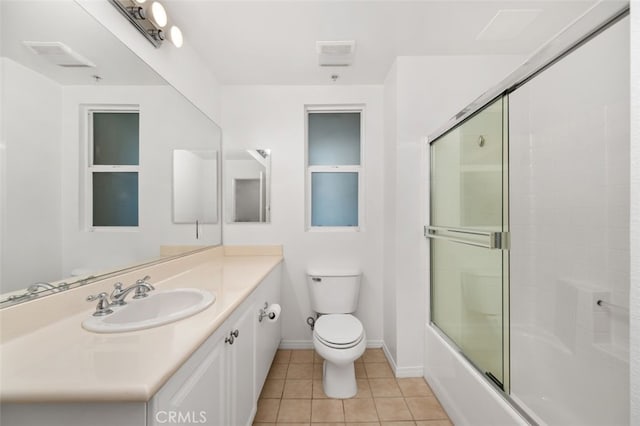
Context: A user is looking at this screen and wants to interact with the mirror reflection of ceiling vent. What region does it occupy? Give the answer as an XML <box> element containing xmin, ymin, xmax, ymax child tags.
<box><xmin>316</xmin><ymin>40</ymin><xmax>356</xmax><ymax>67</ymax></box>
<box><xmin>22</xmin><ymin>41</ymin><xmax>96</xmax><ymax>68</ymax></box>
<box><xmin>476</xmin><ymin>9</ymin><xmax>541</xmax><ymax>41</ymax></box>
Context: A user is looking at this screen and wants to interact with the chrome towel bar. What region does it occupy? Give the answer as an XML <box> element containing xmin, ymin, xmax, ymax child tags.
<box><xmin>424</xmin><ymin>226</ymin><xmax>509</xmax><ymax>250</ymax></box>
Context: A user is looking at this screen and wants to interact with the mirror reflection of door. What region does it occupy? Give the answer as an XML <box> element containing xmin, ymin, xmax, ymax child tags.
<box><xmin>172</xmin><ymin>149</ymin><xmax>218</xmax><ymax>224</ymax></box>
<box><xmin>224</xmin><ymin>149</ymin><xmax>271</xmax><ymax>223</ymax></box>
<box><xmin>234</xmin><ymin>178</ymin><xmax>264</xmax><ymax>222</ymax></box>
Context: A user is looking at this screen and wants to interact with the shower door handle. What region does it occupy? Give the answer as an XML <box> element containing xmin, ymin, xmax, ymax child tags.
<box><xmin>424</xmin><ymin>226</ymin><xmax>509</xmax><ymax>250</ymax></box>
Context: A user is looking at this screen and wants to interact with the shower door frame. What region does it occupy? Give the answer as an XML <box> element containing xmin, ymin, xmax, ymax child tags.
<box><xmin>427</xmin><ymin>94</ymin><xmax>511</xmax><ymax>394</ymax></box>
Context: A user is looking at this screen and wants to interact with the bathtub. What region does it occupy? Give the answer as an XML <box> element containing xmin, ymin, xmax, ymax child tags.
<box><xmin>510</xmin><ymin>324</ymin><xmax>629</xmax><ymax>426</ymax></box>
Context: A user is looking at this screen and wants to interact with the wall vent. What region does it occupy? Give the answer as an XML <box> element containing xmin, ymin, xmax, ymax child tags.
<box><xmin>316</xmin><ymin>40</ymin><xmax>356</xmax><ymax>67</ymax></box>
<box><xmin>23</xmin><ymin>41</ymin><xmax>96</xmax><ymax>68</ymax></box>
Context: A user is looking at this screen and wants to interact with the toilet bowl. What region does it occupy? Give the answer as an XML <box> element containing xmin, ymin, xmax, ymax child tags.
<box><xmin>307</xmin><ymin>269</ymin><xmax>364</xmax><ymax>399</ymax></box>
<box><xmin>312</xmin><ymin>313</ymin><xmax>366</xmax><ymax>398</ymax></box>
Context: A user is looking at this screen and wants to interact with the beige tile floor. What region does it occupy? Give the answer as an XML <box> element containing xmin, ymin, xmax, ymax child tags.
<box><xmin>254</xmin><ymin>348</ymin><xmax>453</xmax><ymax>426</ymax></box>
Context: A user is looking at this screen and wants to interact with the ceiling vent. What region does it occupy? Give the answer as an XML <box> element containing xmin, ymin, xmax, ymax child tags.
<box><xmin>316</xmin><ymin>40</ymin><xmax>356</xmax><ymax>67</ymax></box>
<box><xmin>22</xmin><ymin>41</ymin><xmax>96</xmax><ymax>68</ymax></box>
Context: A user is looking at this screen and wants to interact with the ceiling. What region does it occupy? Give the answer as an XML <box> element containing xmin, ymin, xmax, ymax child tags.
<box><xmin>1</xmin><ymin>0</ymin><xmax>166</xmax><ymax>86</ymax></box>
<box><xmin>167</xmin><ymin>0</ymin><xmax>596</xmax><ymax>85</ymax></box>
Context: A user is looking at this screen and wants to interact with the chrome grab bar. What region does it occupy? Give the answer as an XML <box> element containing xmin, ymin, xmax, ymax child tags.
<box><xmin>424</xmin><ymin>226</ymin><xmax>509</xmax><ymax>250</ymax></box>
<box><xmin>596</xmin><ymin>299</ymin><xmax>629</xmax><ymax>313</ymax></box>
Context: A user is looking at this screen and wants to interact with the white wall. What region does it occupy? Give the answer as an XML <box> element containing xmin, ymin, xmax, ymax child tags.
<box><xmin>1</xmin><ymin>58</ymin><xmax>63</xmax><ymax>292</ymax></box>
<box><xmin>221</xmin><ymin>85</ymin><xmax>385</xmax><ymax>347</ymax></box>
<box><xmin>60</xmin><ymin>85</ymin><xmax>221</xmax><ymax>277</ymax></box>
<box><xmin>382</xmin><ymin>63</ymin><xmax>398</xmax><ymax>363</ymax></box>
<box><xmin>75</xmin><ymin>0</ymin><xmax>222</xmax><ymax>125</ymax></box>
<box><xmin>383</xmin><ymin>55</ymin><xmax>524</xmax><ymax>375</ymax></box>
<box><xmin>630</xmin><ymin>2</ymin><xmax>639</xmax><ymax>424</ymax></box>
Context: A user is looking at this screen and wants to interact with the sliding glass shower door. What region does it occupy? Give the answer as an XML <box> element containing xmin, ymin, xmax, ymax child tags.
<box><xmin>428</xmin><ymin>96</ymin><xmax>509</xmax><ymax>391</ymax></box>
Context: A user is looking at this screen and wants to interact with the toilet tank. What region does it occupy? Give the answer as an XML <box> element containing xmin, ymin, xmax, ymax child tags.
<box><xmin>307</xmin><ymin>269</ymin><xmax>361</xmax><ymax>314</ymax></box>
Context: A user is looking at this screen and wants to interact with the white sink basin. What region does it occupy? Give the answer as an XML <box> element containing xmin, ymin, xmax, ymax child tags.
<box><xmin>82</xmin><ymin>288</ymin><xmax>215</xmax><ymax>333</ymax></box>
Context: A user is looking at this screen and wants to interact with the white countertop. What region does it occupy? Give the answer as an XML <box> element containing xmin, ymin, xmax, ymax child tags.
<box><xmin>0</xmin><ymin>248</ymin><xmax>282</xmax><ymax>403</ymax></box>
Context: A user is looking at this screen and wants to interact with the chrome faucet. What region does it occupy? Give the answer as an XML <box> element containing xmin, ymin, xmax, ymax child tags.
<box><xmin>27</xmin><ymin>282</ymin><xmax>57</xmax><ymax>293</ymax></box>
<box><xmin>86</xmin><ymin>276</ymin><xmax>154</xmax><ymax>315</ymax></box>
<box><xmin>110</xmin><ymin>276</ymin><xmax>154</xmax><ymax>306</ymax></box>
<box><xmin>1</xmin><ymin>282</ymin><xmax>63</xmax><ymax>304</ymax></box>
<box><xmin>3</xmin><ymin>293</ymin><xmax>35</xmax><ymax>303</ymax></box>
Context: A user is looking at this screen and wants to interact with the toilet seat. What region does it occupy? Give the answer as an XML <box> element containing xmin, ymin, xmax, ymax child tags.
<box><xmin>314</xmin><ymin>314</ymin><xmax>364</xmax><ymax>349</ymax></box>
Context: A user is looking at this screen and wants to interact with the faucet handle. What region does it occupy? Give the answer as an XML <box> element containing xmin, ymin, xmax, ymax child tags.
<box><xmin>133</xmin><ymin>284</ymin><xmax>154</xmax><ymax>299</ymax></box>
<box><xmin>110</xmin><ymin>282</ymin><xmax>126</xmax><ymax>305</ymax></box>
<box><xmin>86</xmin><ymin>292</ymin><xmax>113</xmax><ymax>316</ymax></box>
<box><xmin>136</xmin><ymin>275</ymin><xmax>151</xmax><ymax>284</ymax></box>
<box><xmin>133</xmin><ymin>277</ymin><xmax>154</xmax><ymax>299</ymax></box>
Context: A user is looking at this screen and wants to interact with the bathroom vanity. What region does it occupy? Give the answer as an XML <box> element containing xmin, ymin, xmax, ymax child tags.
<box><xmin>0</xmin><ymin>246</ymin><xmax>282</xmax><ymax>426</ymax></box>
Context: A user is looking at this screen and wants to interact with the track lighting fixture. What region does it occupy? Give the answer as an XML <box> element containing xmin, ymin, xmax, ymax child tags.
<box><xmin>109</xmin><ymin>0</ymin><xmax>183</xmax><ymax>49</ymax></box>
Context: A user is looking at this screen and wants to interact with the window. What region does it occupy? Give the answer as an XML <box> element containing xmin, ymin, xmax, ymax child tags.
<box><xmin>306</xmin><ymin>107</ymin><xmax>363</xmax><ymax>229</ymax></box>
<box><xmin>85</xmin><ymin>107</ymin><xmax>140</xmax><ymax>229</ymax></box>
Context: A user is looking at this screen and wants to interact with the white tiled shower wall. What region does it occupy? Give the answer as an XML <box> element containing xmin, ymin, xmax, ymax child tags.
<box><xmin>509</xmin><ymin>16</ymin><xmax>630</xmax><ymax>426</ymax></box>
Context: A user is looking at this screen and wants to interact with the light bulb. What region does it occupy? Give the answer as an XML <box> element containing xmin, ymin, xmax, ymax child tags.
<box><xmin>150</xmin><ymin>1</ymin><xmax>167</xmax><ymax>28</ymax></box>
<box><xmin>134</xmin><ymin>0</ymin><xmax>146</xmax><ymax>3</ymax></box>
<box><xmin>169</xmin><ymin>25</ymin><xmax>183</xmax><ymax>48</ymax></box>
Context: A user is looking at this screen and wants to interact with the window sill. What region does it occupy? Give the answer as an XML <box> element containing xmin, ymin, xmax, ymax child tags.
<box><xmin>306</xmin><ymin>226</ymin><xmax>361</xmax><ymax>233</ymax></box>
<box><xmin>88</xmin><ymin>226</ymin><xmax>140</xmax><ymax>233</ymax></box>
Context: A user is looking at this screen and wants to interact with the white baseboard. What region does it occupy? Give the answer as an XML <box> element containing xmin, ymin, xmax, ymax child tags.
<box><xmin>278</xmin><ymin>340</ymin><xmax>314</xmax><ymax>349</ymax></box>
<box><xmin>367</xmin><ymin>339</ymin><xmax>384</xmax><ymax>348</ymax></box>
<box><xmin>381</xmin><ymin>342</ymin><xmax>398</xmax><ymax>371</ymax></box>
<box><xmin>395</xmin><ymin>365</ymin><xmax>425</xmax><ymax>378</ymax></box>
<box><xmin>279</xmin><ymin>339</ymin><xmax>384</xmax><ymax>350</ymax></box>
<box><xmin>382</xmin><ymin>342</ymin><xmax>424</xmax><ymax>378</ymax></box>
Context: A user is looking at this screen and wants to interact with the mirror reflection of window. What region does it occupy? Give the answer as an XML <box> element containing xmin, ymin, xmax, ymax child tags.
<box><xmin>87</xmin><ymin>108</ymin><xmax>140</xmax><ymax>228</ymax></box>
<box><xmin>224</xmin><ymin>149</ymin><xmax>271</xmax><ymax>224</ymax></box>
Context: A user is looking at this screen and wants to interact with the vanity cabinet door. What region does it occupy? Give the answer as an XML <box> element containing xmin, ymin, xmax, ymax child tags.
<box><xmin>148</xmin><ymin>332</ymin><xmax>227</xmax><ymax>426</ymax></box>
<box><xmin>254</xmin><ymin>265</ymin><xmax>282</xmax><ymax>399</ymax></box>
<box><xmin>227</xmin><ymin>304</ymin><xmax>256</xmax><ymax>426</ymax></box>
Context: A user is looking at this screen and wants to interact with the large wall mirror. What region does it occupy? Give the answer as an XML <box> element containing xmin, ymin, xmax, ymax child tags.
<box><xmin>224</xmin><ymin>149</ymin><xmax>271</xmax><ymax>223</ymax></box>
<box><xmin>0</xmin><ymin>0</ymin><xmax>222</xmax><ymax>307</ymax></box>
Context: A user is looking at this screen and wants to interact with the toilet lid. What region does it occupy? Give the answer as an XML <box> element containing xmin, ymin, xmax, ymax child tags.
<box><xmin>314</xmin><ymin>314</ymin><xmax>364</xmax><ymax>346</ymax></box>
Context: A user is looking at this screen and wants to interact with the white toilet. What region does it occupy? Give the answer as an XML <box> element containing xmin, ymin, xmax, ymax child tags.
<box><xmin>307</xmin><ymin>269</ymin><xmax>366</xmax><ymax>399</ymax></box>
